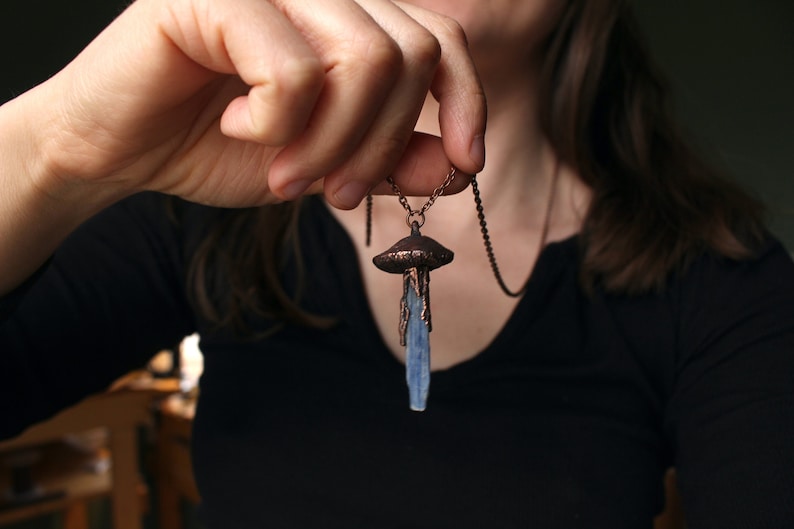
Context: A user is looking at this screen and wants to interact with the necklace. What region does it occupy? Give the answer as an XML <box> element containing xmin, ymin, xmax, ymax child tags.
<box><xmin>368</xmin><ymin>163</ymin><xmax>558</xmax><ymax>411</ymax></box>
<box><xmin>472</xmin><ymin>158</ymin><xmax>559</xmax><ymax>297</ymax></box>
<box><xmin>371</xmin><ymin>168</ymin><xmax>457</xmax><ymax>412</ymax></box>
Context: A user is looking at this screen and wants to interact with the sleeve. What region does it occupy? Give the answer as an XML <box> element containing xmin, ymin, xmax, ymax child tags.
<box><xmin>0</xmin><ymin>193</ymin><xmax>196</xmax><ymax>440</ymax></box>
<box><xmin>666</xmin><ymin>239</ymin><xmax>794</xmax><ymax>527</ymax></box>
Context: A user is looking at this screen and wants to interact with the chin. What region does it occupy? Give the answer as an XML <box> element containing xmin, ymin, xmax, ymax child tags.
<box><xmin>400</xmin><ymin>1</ymin><xmax>565</xmax><ymax>60</ymax></box>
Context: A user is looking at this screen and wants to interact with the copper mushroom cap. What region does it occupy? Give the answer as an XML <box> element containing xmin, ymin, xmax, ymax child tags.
<box><xmin>373</xmin><ymin>233</ymin><xmax>454</xmax><ymax>274</ymax></box>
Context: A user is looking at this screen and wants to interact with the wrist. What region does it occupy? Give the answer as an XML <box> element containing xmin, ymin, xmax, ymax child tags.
<box><xmin>0</xmin><ymin>90</ymin><xmax>133</xmax><ymax>294</ymax></box>
<box><xmin>14</xmin><ymin>81</ymin><xmax>136</xmax><ymax>209</ymax></box>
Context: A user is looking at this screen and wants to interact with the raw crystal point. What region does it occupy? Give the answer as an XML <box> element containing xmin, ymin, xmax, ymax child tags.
<box><xmin>405</xmin><ymin>279</ymin><xmax>430</xmax><ymax>411</ymax></box>
<box><xmin>372</xmin><ymin>222</ymin><xmax>453</xmax><ymax>411</ymax></box>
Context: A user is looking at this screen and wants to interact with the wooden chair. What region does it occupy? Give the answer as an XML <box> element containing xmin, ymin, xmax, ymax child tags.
<box><xmin>0</xmin><ymin>375</ymin><xmax>177</xmax><ymax>529</ymax></box>
<box><xmin>155</xmin><ymin>394</ymin><xmax>201</xmax><ymax>529</ymax></box>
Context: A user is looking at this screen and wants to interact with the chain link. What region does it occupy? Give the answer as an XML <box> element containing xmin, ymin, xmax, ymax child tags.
<box><xmin>372</xmin><ymin>163</ymin><xmax>559</xmax><ymax>300</ymax></box>
<box><xmin>471</xmin><ymin>174</ymin><xmax>524</xmax><ymax>298</ymax></box>
<box><xmin>386</xmin><ymin>167</ymin><xmax>456</xmax><ymax>228</ymax></box>
<box><xmin>470</xmin><ymin>162</ymin><xmax>559</xmax><ymax>298</ymax></box>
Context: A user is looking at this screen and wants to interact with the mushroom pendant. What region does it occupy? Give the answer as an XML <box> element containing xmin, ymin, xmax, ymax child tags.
<box><xmin>373</xmin><ymin>221</ymin><xmax>454</xmax><ymax>411</ymax></box>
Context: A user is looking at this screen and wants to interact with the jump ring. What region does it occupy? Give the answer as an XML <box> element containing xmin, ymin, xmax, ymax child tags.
<box><xmin>406</xmin><ymin>210</ymin><xmax>426</xmax><ymax>228</ymax></box>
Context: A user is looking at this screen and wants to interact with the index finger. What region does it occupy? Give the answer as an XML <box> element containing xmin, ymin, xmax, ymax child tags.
<box><xmin>397</xmin><ymin>3</ymin><xmax>487</xmax><ymax>175</ymax></box>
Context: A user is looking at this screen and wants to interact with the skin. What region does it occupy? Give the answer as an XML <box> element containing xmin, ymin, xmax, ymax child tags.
<box><xmin>333</xmin><ymin>0</ymin><xmax>593</xmax><ymax>369</ymax></box>
<box><xmin>0</xmin><ymin>0</ymin><xmax>590</xmax><ymax>369</ymax></box>
<box><xmin>0</xmin><ymin>0</ymin><xmax>487</xmax><ymax>294</ymax></box>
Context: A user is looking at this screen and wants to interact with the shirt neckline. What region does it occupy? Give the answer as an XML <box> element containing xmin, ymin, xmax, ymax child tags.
<box><xmin>313</xmin><ymin>196</ymin><xmax>579</xmax><ymax>379</ymax></box>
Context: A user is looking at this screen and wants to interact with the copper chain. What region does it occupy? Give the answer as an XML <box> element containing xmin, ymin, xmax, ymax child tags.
<box><xmin>368</xmin><ymin>164</ymin><xmax>556</xmax><ymax>299</ymax></box>
<box><xmin>385</xmin><ymin>167</ymin><xmax>457</xmax><ymax>228</ymax></box>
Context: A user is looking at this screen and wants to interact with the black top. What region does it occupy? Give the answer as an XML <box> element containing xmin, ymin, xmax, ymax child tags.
<box><xmin>2</xmin><ymin>193</ymin><xmax>794</xmax><ymax>528</ymax></box>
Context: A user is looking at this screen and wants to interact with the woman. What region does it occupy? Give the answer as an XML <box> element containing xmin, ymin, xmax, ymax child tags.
<box><xmin>2</xmin><ymin>0</ymin><xmax>793</xmax><ymax>527</ymax></box>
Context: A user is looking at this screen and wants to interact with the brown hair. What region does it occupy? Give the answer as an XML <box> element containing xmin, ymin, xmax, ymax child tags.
<box><xmin>187</xmin><ymin>198</ymin><xmax>335</xmax><ymax>335</ymax></box>
<box><xmin>189</xmin><ymin>0</ymin><xmax>765</xmax><ymax>330</ymax></box>
<box><xmin>540</xmin><ymin>0</ymin><xmax>764</xmax><ymax>293</ymax></box>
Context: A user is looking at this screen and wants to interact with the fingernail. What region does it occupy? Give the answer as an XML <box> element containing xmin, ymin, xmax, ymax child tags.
<box><xmin>334</xmin><ymin>181</ymin><xmax>371</xmax><ymax>209</ymax></box>
<box><xmin>469</xmin><ymin>134</ymin><xmax>485</xmax><ymax>170</ymax></box>
<box><xmin>281</xmin><ymin>179</ymin><xmax>313</xmax><ymax>200</ymax></box>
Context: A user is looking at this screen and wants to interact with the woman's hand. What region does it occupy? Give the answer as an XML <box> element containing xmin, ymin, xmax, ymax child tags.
<box><xmin>33</xmin><ymin>0</ymin><xmax>487</xmax><ymax>210</ymax></box>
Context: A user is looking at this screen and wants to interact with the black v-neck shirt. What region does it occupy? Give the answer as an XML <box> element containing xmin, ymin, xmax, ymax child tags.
<box><xmin>3</xmin><ymin>193</ymin><xmax>794</xmax><ymax>528</ymax></box>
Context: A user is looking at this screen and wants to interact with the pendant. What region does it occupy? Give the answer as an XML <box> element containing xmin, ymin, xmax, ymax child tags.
<box><xmin>373</xmin><ymin>221</ymin><xmax>454</xmax><ymax>411</ymax></box>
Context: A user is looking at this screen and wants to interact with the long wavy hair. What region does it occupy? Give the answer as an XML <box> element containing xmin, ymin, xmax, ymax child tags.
<box><xmin>540</xmin><ymin>0</ymin><xmax>763</xmax><ymax>293</ymax></box>
<box><xmin>188</xmin><ymin>0</ymin><xmax>764</xmax><ymax>331</ymax></box>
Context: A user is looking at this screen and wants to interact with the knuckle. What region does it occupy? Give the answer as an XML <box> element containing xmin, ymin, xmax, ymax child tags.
<box><xmin>245</xmin><ymin>57</ymin><xmax>324</xmax><ymax>145</ymax></box>
<box><xmin>369</xmin><ymin>133</ymin><xmax>410</xmax><ymax>171</ymax></box>
<box><xmin>332</xmin><ymin>33</ymin><xmax>402</xmax><ymax>84</ymax></box>
<box><xmin>361</xmin><ymin>33</ymin><xmax>404</xmax><ymax>73</ymax></box>
<box><xmin>433</xmin><ymin>14</ymin><xmax>468</xmax><ymax>48</ymax></box>
<box><xmin>403</xmin><ymin>28</ymin><xmax>442</xmax><ymax>71</ymax></box>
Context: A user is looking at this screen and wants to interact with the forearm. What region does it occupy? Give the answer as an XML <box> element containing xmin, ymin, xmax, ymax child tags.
<box><xmin>0</xmin><ymin>0</ymin><xmax>487</xmax><ymax>294</ymax></box>
<box><xmin>0</xmin><ymin>87</ymin><xmax>132</xmax><ymax>295</ymax></box>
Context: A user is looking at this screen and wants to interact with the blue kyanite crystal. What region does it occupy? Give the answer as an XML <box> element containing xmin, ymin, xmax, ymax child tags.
<box><xmin>373</xmin><ymin>222</ymin><xmax>453</xmax><ymax>411</ymax></box>
<box><xmin>405</xmin><ymin>270</ymin><xmax>431</xmax><ymax>411</ymax></box>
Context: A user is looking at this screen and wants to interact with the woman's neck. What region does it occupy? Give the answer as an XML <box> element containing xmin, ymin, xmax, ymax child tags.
<box><xmin>416</xmin><ymin>68</ymin><xmax>554</xmax><ymax>205</ymax></box>
<box><xmin>414</xmin><ymin>78</ymin><xmax>585</xmax><ymax>238</ymax></box>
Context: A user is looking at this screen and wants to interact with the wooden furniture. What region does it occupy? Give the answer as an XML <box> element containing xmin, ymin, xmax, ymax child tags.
<box><xmin>0</xmin><ymin>374</ymin><xmax>178</xmax><ymax>529</ymax></box>
<box><xmin>155</xmin><ymin>394</ymin><xmax>200</xmax><ymax>529</ymax></box>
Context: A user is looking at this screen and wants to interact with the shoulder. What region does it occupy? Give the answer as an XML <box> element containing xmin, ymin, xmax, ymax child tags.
<box><xmin>663</xmin><ymin>236</ymin><xmax>794</xmax><ymax>525</ymax></box>
<box><xmin>673</xmin><ymin>236</ymin><xmax>794</xmax><ymax>360</ymax></box>
<box><xmin>592</xmin><ymin>236</ymin><xmax>794</xmax><ymax>398</ymax></box>
<box><xmin>664</xmin><ymin>234</ymin><xmax>794</xmax><ymax>426</ymax></box>
<box><xmin>679</xmin><ymin>235</ymin><xmax>794</xmax><ymax>297</ymax></box>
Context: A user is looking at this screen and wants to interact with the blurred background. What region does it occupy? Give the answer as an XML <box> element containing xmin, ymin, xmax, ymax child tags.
<box><xmin>1</xmin><ymin>0</ymin><xmax>792</xmax><ymax>247</ymax></box>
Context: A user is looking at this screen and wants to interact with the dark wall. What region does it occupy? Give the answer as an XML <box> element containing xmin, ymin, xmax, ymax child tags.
<box><xmin>2</xmin><ymin>1</ymin><xmax>792</xmax><ymax>248</ymax></box>
<box><xmin>635</xmin><ymin>1</ymin><xmax>794</xmax><ymax>248</ymax></box>
<box><xmin>0</xmin><ymin>0</ymin><xmax>126</xmax><ymax>102</ymax></box>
